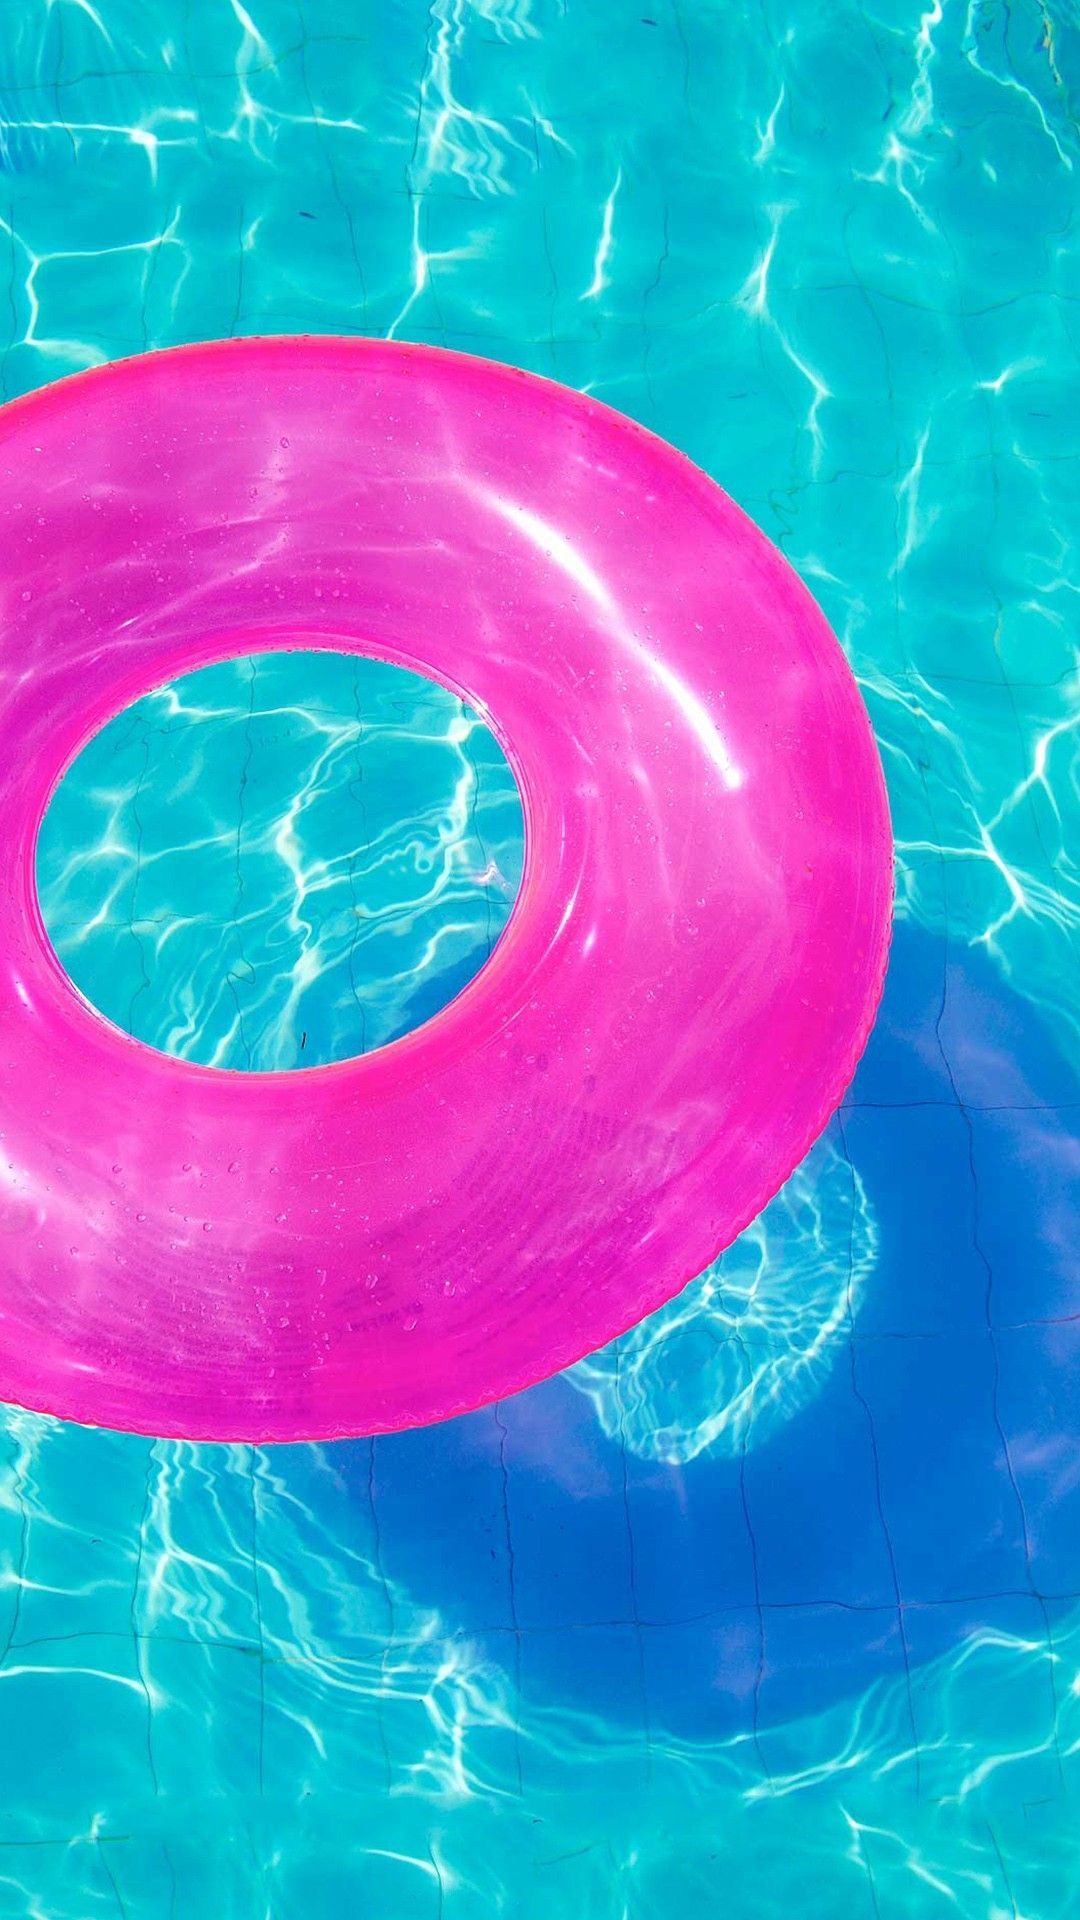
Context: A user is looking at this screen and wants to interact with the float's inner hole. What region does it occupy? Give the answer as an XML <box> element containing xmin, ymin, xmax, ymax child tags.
<box><xmin>36</xmin><ymin>649</ymin><xmax>526</xmax><ymax>1070</ymax></box>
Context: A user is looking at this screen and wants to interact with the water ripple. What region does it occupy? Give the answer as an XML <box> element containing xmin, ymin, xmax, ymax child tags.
<box><xmin>2</xmin><ymin>0</ymin><xmax>1079</xmax><ymax>1909</ymax></box>
<box><xmin>36</xmin><ymin>650</ymin><xmax>525</xmax><ymax>1068</ymax></box>
<box><xmin>568</xmin><ymin>1133</ymin><xmax>878</xmax><ymax>1465</ymax></box>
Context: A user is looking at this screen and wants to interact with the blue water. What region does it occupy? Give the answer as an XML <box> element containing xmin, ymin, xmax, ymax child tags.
<box><xmin>37</xmin><ymin>652</ymin><xmax>524</xmax><ymax>1068</ymax></box>
<box><xmin>3</xmin><ymin>1</ymin><xmax>1080</xmax><ymax>1915</ymax></box>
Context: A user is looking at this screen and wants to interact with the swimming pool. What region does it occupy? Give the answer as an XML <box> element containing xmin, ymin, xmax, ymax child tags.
<box><xmin>2</xmin><ymin>0</ymin><xmax>1078</xmax><ymax>1913</ymax></box>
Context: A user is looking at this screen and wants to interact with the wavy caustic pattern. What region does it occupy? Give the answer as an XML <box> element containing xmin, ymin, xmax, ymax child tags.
<box><xmin>2</xmin><ymin>0</ymin><xmax>1080</xmax><ymax>1913</ymax></box>
<box><xmin>37</xmin><ymin>652</ymin><xmax>524</xmax><ymax>1068</ymax></box>
<box><xmin>2</xmin><ymin>0</ymin><xmax>1074</xmax><ymax>1066</ymax></box>
<box><xmin>0</xmin><ymin>1408</ymin><xmax>1078</xmax><ymax>1917</ymax></box>
<box><xmin>568</xmin><ymin>1134</ymin><xmax>878</xmax><ymax>1464</ymax></box>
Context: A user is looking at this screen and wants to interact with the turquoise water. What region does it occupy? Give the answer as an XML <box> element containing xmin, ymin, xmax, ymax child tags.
<box><xmin>37</xmin><ymin>652</ymin><xmax>524</xmax><ymax>1068</ymax></box>
<box><xmin>3</xmin><ymin>1</ymin><xmax>1080</xmax><ymax>1915</ymax></box>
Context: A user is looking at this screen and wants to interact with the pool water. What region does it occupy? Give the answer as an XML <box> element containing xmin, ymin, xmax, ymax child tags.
<box><xmin>3</xmin><ymin>1</ymin><xmax>1080</xmax><ymax>1915</ymax></box>
<box><xmin>37</xmin><ymin>651</ymin><xmax>525</xmax><ymax>1069</ymax></box>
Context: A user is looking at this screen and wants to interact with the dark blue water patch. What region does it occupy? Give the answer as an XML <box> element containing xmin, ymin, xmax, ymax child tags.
<box><xmin>383</xmin><ymin>942</ymin><xmax>500</xmax><ymax>1047</ymax></box>
<box><xmin>328</xmin><ymin>920</ymin><xmax>1078</xmax><ymax>1744</ymax></box>
<box><xmin>855</xmin><ymin>905</ymin><xmax>1079</xmax><ymax>1111</ymax></box>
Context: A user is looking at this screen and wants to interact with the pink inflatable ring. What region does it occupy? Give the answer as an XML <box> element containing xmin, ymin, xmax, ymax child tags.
<box><xmin>0</xmin><ymin>338</ymin><xmax>891</xmax><ymax>1442</ymax></box>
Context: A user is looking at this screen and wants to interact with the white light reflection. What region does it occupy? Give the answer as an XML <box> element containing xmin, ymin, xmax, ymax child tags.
<box><xmin>477</xmin><ymin>492</ymin><xmax>744</xmax><ymax>791</ymax></box>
